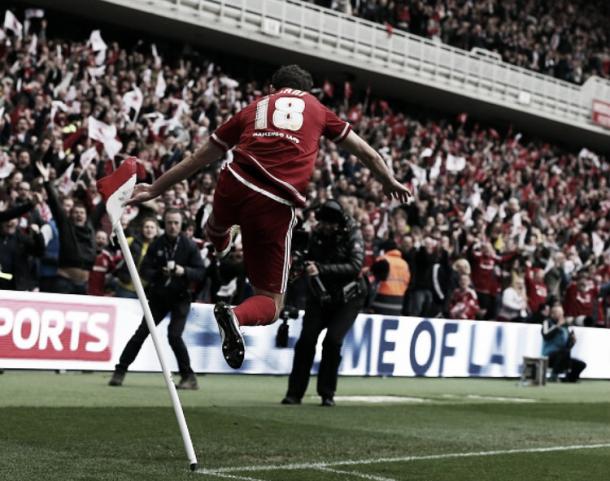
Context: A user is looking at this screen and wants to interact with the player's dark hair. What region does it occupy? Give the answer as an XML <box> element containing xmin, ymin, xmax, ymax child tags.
<box><xmin>271</xmin><ymin>65</ymin><xmax>313</xmax><ymax>92</ymax></box>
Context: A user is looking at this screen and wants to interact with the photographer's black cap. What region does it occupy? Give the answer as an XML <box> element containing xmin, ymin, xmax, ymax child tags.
<box><xmin>315</xmin><ymin>199</ymin><xmax>345</xmax><ymax>225</ymax></box>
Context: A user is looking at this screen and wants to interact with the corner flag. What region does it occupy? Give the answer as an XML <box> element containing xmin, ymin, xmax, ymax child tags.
<box><xmin>97</xmin><ymin>156</ymin><xmax>137</xmax><ymax>227</ymax></box>
<box><xmin>96</xmin><ymin>161</ymin><xmax>199</xmax><ymax>471</ymax></box>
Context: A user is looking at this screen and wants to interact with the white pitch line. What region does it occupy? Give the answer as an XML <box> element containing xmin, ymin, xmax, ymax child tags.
<box><xmin>198</xmin><ymin>442</ymin><xmax>610</xmax><ymax>474</ymax></box>
<box><xmin>317</xmin><ymin>466</ymin><xmax>398</xmax><ymax>481</ymax></box>
<box><xmin>201</xmin><ymin>471</ymin><xmax>267</xmax><ymax>481</ymax></box>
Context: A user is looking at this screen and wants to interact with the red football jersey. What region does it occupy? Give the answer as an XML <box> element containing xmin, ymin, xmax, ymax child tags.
<box><xmin>210</xmin><ymin>88</ymin><xmax>351</xmax><ymax>206</ymax></box>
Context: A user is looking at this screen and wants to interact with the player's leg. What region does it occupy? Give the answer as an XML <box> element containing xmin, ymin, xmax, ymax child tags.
<box><xmin>204</xmin><ymin>170</ymin><xmax>239</xmax><ymax>255</ymax></box>
<box><xmin>234</xmin><ymin>287</ymin><xmax>283</xmax><ymax>326</ymax></box>
<box><xmin>213</xmin><ymin>197</ymin><xmax>296</xmax><ymax>369</ymax></box>
<box><xmin>233</xmin><ymin>202</ymin><xmax>296</xmax><ymax>327</ymax></box>
<box><xmin>213</xmin><ymin>287</ymin><xmax>280</xmax><ymax>370</ymax></box>
<box><xmin>204</xmin><ymin>213</ymin><xmax>235</xmax><ymax>257</ymax></box>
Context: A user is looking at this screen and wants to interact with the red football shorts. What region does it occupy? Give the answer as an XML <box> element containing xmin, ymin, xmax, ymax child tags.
<box><xmin>206</xmin><ymin>168</ymin><xmax>297</xmax><ymax>294</ymax></box>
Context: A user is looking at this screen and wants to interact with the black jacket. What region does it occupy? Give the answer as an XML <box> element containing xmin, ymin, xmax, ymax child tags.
<box><xmin>0</xmin><ymin>229</ymin><xmax>45</xmax><ymax>290</ymax></box>
<box><xmin>0</xmin><ymin>202</ymin><xmax>36</xmax><ymax>222</ymax></box>
<box><xmin>306</xmin><ymin>217</ymin><xmax>365</xmax><ymax>302</ymax></box>
<box><xmin>44</xmin><ymin>181</ymin><xmax>96</xmax><ymax>270</ymax></box>
<box><xmin>141</xmin><ymin>233</ymin><xmax>205</xmax><ymax>300</ymax></box>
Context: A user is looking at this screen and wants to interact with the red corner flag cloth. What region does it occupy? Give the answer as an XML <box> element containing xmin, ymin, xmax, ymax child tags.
<box><xmin>96</xmin><ymin>157</ymin><xmax>137</xmax><ymax>228</ymax></box>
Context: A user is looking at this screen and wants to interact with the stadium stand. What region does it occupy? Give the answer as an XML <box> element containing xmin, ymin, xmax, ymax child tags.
<box><xmin>311</xmin><ymin>0</ymin><xmax>610</xmax><ymax>84</ymax></box>
<box><xmin>0</xmin><ymin>6</ymin><xmax>609</xmax><ymax>326</ymax></box>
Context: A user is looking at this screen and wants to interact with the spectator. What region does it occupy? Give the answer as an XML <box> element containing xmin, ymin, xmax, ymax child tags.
<box><xmin>0</xmin><ymin>218</ymin><xmax>44</xmax><ymax>290</ymax></box>
<box><xmin>525</xmin><ymin>265</ymin><xmax>549</xmax><ymax>314</ymax></box>
<box><xmin>448</xmin><ymin>273</ymin><xmax>480</xmax><ymax>320</ymax></box>
<box><xmin>361</xmin><ymin>223</ymin><xmax>381</xmax><ymax>271</ymax></box>
<box><xmin>0</xmin><ymin>191</ymin><xmax>40</xmax><ymax>223</ymax></box>
<box><xmin>444</xmin><ymin>258</ymin><xmax>472</xmax><ymax>313</ymax></box>
<box><xmin>114</xmin><ymin>217</ymin><xmax>159</xmax><ymax>298</ymax></box>
<box><xmin>370</xmin><ymin>240</ymin><xmax>411</xmax><ymax>315</ymax></box>
<box><xmin>36</xmin><ymin>161</ymin><xmax>96</xmax><ymax>294</ymax></box>
<box><xmin>88</xmin><ymin>230</ymin><xmax>117</xmax><ymax>296</ymax></box>
<box><xmin>563</xmin><ymin>273</ymin><xmax>597</xmax><ymax>326</ymax></box>
<box><xmin>341</xmin><ymin>0</ymin><xmax>610</xmax><ymax>84</ymax></box>
<box><xmin>544</xmin><ymin>251</ymin><xmax>569</xmax><ymax>301</ymax></box>
<box><xmin>404</xmin><ymin>236</ymin><xmax>439</xmax><ymax>317</ymax></box>
<box><xmin>469</xmin><ymin>241</ymin><xmax>516</xmax><ymax>320</ymax></box>
<box><xmin>497</xmin><ymin>276</ymin><xmax>530</xmax><ymax>322</ymax></box>
<box><xmin>542</xmin><ymin>304</ymin><xmax>587</xmax><ymax>382</ymax></box>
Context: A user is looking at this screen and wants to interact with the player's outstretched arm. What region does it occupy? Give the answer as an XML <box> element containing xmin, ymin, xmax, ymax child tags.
<box><xmin>340</xmin><ymin>130</ymin><xmax>413</xmax><ymax>203</ymax></box>
<box><xmin>127</xmin><ymin>140</ymin><xmax>224</xmax><ymax>205</ymax></box>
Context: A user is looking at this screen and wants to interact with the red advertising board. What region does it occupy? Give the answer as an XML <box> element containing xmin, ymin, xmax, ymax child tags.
<box><xmin>592</xmin><ymin>99</ymin><xmax>610</xmax><ymax>129</ymax></box>
<box><xmin>0</xmin><ymin>299</ymin><xmax>115</xmax><ymax>361</ymax></box>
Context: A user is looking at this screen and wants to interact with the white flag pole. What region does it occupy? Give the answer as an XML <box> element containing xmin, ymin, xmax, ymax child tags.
<box><xmin>114</xmin><ymin>225</ymin><xmax>198</xmax><ymax>471</ymax></box>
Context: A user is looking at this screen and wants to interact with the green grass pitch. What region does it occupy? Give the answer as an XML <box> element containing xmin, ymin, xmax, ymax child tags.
<box><xmin>1</xmin><ymin>371</ymin><xmax>609</xmax><ymax>481</ymax></box>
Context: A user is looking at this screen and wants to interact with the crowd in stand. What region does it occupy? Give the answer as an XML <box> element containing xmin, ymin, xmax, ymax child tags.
<box><xmin>312</xmin><ymin>0</ymin><xmax>610</xmax><ymax>84</ymax></box>
<box><xmin>1</xmin><ymin>9</ymin><xmax>609</xmax><ymax>327</ymax></box>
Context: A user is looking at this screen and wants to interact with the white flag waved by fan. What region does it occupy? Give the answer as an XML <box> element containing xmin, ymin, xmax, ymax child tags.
<box><xmin>88</xmin><ymin>29</ymin><xmax>107</xmax><ymax>52</ymax></box>
<box><xmin>50</xmin><ymin>100</ymin><xmax>68</xmax><ymax>121</ymax></box>
<box><xmin>87</xmin><ymin>65</ymin><xmax>106</xmax><ymax>82</ymax></box>
<box><xmin>123</xmin><ymin>86</ymin><xmax>143</xmax><ymax>116</ymax></box>
<box><xmin>79</xmin><ymin>146</ymin><xmax>98</xmax><ymax>172</ymax></box>
<box><xmin>28</xmin><ymin>34</ymin><xmax>37</xmax><ymax>56</ymax></box>
<box><xmin>151</xmin><ymin>43</ymin><xmax>162</xmax><ymax>68</ymax></box>
<box><xmin>446</xmin><ymin>153</ymin><xmax>466</xmax><ymax>172</ymax></box>
<box><xmin>56</xmin><ymin>164</ymin><xmax>75</xmax><ymax>195</ymax></box>
<box><xmin>88</xmin><ymin>116</ymin><xmax>116</xmax><ymax>143</ymax></box>
<box><xmin>0</xmin><ymin>150</ymin><xmax>15</xmax><ymax>179</ymax></box>
<box><xmin>155</xmin><ymin>71</ymin><xmax>166</xmax><ymax>98</ymax></box>
<box><xmin>88</xmin><ymin>116</ymin><xmax>122</xmax><ymax>159</ymax></box>
<box><xmin>4</xmin><ymin>10</ymin><xmax>23</xmax><ymax>38</ymax></box>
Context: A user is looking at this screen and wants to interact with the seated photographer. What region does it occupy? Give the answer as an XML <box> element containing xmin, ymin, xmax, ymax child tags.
<box><xmin>282</xmin><ymin>200</ymin><xmax>366</xmax><ymax>407</ymax></box>
<box><xmin>542</xmin><ymin>303</ymin><xmax>587</xmax><ymax>382</ymax></box>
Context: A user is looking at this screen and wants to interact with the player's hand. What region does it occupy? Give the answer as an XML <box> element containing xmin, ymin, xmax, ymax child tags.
<box><xmin>174</xmin><ymin>265</ymin><xmax>185</xmax><ymax>277</ymax></box>
<box><xmin>125</xmin><ymin>183</ymin><xmax>160</xmax><ymax>206</ymax></box>
<box><xmin>382</xmin><ymin>178</ymin><xmax>413</xmax><ymax>204</ymax></box>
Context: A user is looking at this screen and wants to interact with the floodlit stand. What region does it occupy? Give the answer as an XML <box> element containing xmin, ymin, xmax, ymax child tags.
<box><xmin>115</xmin><ymin>226</ymin><xmax>198</xmax><ymax>471</ymax></box>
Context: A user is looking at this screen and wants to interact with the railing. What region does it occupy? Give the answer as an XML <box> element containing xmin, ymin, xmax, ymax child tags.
<box><xmin>111</xmin><ymin>0</ymin><xmax>610</xmax><ymax>135</ymax></box>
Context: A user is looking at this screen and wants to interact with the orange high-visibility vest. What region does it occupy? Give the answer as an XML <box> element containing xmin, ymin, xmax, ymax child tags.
<box><xmin>372</xmin><ymin>249</ymin><xmax>410</xmax><ymax>315</ymax></box>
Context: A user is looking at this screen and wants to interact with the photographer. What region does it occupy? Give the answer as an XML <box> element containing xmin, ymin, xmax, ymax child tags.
<box><xmin>282</xmin><ymin>200</ymin><xmax>366</xmax><ymax>407</ymax></box>
<box><xmin>109</xmin><ymin>209</ymin><xmax>205</xmax><ymax>390</ymax></box>
<box><xmin>542</xmin><ymin>303</ymin><xmax>587</xmax><ymax>382</ymax></box>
